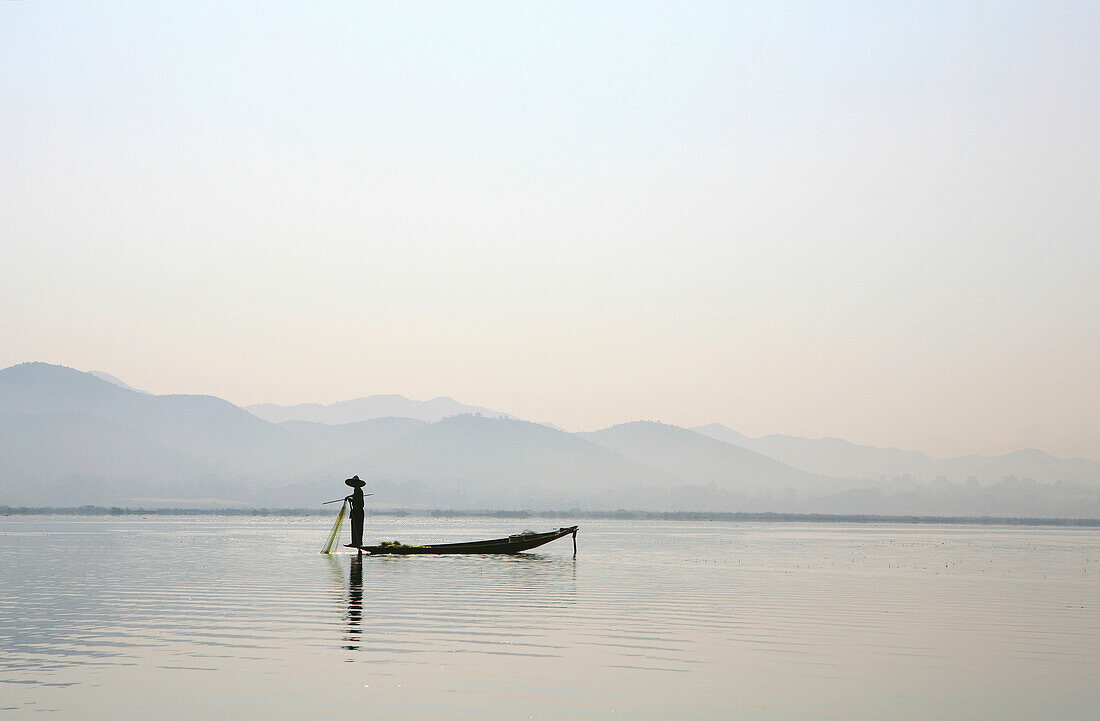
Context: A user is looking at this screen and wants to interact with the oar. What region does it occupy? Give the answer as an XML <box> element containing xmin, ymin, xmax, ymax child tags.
<box><xmin>322</xmin><ymin>494</ymin><xmax>373</xmax><ymax>504</ymax></box>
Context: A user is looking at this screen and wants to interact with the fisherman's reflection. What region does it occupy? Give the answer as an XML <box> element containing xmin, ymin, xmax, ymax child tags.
<box><xmin>344</xmin><ymin>553</ymin><xmax>363</xmax><ymax>650</ymax></box>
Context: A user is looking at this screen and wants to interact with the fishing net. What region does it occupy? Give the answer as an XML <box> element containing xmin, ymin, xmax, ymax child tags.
<box><xmin>321</xmin><ymin>501</ymin><xmax>348</xmax><ymax>554</ymax></box>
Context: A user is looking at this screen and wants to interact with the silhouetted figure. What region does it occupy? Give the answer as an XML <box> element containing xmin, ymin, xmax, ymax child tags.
<box><xmin>344</xmin><ymin>475</ymin><xmax>366</xmax><ymax>548</ymax></box>
<box><xmin>344</xmin><ymin>553</ymin><xmax>363</xmax><ymax>651</ymax></box>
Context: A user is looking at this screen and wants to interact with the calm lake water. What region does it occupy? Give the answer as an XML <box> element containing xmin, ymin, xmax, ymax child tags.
<box><xmin>1</xmin><ymin>515</ymin><xmax>1097</xmax><ymax>720</ymax></box>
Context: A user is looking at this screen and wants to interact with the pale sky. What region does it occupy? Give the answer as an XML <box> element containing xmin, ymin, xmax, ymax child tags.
<box><xmin>2</xmin><ymin>2</ymin><xmax>1097</xmax><ymax>459</ymax></box>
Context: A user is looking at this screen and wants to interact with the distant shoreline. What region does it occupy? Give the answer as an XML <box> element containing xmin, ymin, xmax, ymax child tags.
<box><xmin>2</xmin><ymin>505</ymin><xmax>1098</xmax><ymax>527</ymax></box>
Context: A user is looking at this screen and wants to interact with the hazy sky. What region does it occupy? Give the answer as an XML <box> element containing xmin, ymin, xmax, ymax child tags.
<box><xmin>2</xmin><ymin>2</ymin><xmax>1097</xmax><ymax>459</ymax></box>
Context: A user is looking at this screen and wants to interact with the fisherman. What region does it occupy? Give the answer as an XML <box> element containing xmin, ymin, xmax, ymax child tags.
<box><xmin>344</xmin><ymin>475</ymin><xmax>366</xmax><ymax>548</ymax></box>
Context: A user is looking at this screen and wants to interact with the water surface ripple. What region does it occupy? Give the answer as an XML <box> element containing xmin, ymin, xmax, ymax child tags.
<box><xmin>1</xmin><ymin>516</ymin><xmax>1097</xmax><ymax>719</ymax></box>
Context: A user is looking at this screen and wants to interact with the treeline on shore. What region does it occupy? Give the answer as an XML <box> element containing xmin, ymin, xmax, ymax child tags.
<box><xmin>3</xmin><ymin>505</ymin><xmax>1098</xmax><ymax>526</ymax></box>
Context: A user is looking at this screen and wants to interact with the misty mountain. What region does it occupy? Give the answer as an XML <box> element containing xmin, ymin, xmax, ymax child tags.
<box><xmin>352</xmin><ymin>415</ymin><xmax>673</xmax><ymax>509</ymax></box>
<box><xmin>0</xmin><ymin>364</ymin><xmax>643</xmax><ymax>508</ymax></box>
<box><xmin>246</xmin><ymin>395</ymin><xmax>513</xmax><ymax>425</ymax></box>
<box><xmin>0</xmin><ymin>362</ymin><xmax>313</xmax><ymax>476</ymax></box>
<box><xmin>579</xmin><ymin>422</ymin><xmax>842</xmax><ymax>495</ymax></box>
<box><xmin>693</xmin><ymin>423</ymin><xmax>1100</xmax><ymax>486</ymax></box>
<box><xmin>1</xmin><ymin>362</ymin><xmax>1098</xmax><ymax>516</ymax></box>
<box><xmin>279</xmin><ymin>417</ymin><xmax>427</xmax><ymax>474</ymax></box>
<box><xmin>0</xmin><ymin>412</ymin><xmax>216</xmax><ymax>504</ymax></box>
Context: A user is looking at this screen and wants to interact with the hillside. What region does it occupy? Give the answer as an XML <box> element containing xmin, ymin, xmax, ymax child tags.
<box><xmin>693</xmin><ymin>423</ymin><xmax>1100</xmax><ymax>485</ymax></box>
<box><xmin>580</xmin><ymin>421</ymin><xmax>842</xmax><ymax>495</ymax></box>
<box><xmin>352</xmin><ymin>415</ymin><xmax>672</xmax><ymax>509</ymax></box>
<box><xmin>0</xmin><ymin>363</ymin><xmax>315</xmax><ymax>481</ymax></box>
<box><xmin>0</xmin><ymin>412</ymin><xmax>216</xmax><ymax>505</ymax></box>
<box><xmin>278</xmin><ymin>417</ymin><xmax>427</xmax><ymax>478</ymax></box>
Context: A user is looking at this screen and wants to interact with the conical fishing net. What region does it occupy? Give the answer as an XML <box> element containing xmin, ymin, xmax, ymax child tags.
<box><xmin>321</xmin><ymin>501</ymin><xmax>348</xmax><ymax>554</ymax></box>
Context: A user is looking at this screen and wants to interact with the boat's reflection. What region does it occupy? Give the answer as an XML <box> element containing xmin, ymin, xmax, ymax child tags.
<box><xmin>336</xmin><ymin>551</ymin><xmax>577</xmax><ymax>653</ymax></box>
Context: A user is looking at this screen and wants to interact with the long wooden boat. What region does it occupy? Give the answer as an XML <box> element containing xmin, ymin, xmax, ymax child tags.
<box><xmin>347</xmin><ymin>525</ymin><xmax>578</xmax><ymax>555</ymax></box>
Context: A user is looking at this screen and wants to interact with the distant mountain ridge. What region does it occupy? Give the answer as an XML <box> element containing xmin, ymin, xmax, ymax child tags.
<box><xmin>357</xmin><ymin>415</ymin><xmax>675</xmax><ymax>509</ymax></box>
<box><xmin>578</xmin><ymin>421</ymin><xmax>841</xmax><ymax>495</ymax></box>
<box><xmin>1</xmin><ymin>362</ymin><xmax>1097</xmax><ymax>517</ymax></box>
<box><xmin>246</xmin><ymin>395</ymin><xmax>513</xmax><ymax>425</ymax></box>
<box><xmin>692</xmin><ymin>423</ymin><xmax>1100</xmax><ymax>485</ymax></box>
<box><xmin>0</xmin><ymin>363</ymin><xmax>314</xmax><ymax>477</ymax></box>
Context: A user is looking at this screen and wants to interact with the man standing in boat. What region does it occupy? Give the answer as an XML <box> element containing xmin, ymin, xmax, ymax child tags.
<box><xmin>344</xmin><ymin>475</ymin><xmax>366</xmax><ymax>548</ymax></box>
